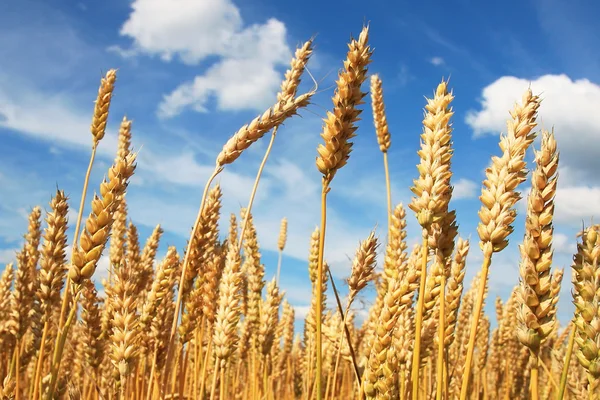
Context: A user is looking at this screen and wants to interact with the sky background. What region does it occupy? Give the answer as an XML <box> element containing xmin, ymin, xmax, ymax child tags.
<box><xmin>1</xmin><ymin>0</ymin><xmax>600</xmax><ymax>330</ymax></box>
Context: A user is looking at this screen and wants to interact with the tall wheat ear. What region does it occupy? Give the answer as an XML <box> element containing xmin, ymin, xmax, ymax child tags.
<box><xmin>314</xmin><ymin>24</ymin><xmax>372</xmax><ymax>400</ymax></box>
<box><xmin>460</xmin><ymin>88</ymin><xmax>540</xmax><ymax>400</ymax></box>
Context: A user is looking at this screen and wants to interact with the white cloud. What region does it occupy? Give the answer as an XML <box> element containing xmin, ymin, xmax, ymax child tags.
<box><xmin>430</xmin><ymin>56</ymin><xmax>445</xmax><ymax>66</ymax></box>
<box><xmin>465</xmin><ymin>74</ymin><xmax>600</xmax><ymax>182</ymax></box>
<box><xmin>116</xmin><ymin>0</ymin><xmax>292</xmax><ymax>117</ymax></box>
<box><xmin>452</xmin><ymin>178</ymin><xmax>478</xmax><ymax>200</ymax></box>
<box><xmin>553</xmin><ymin>232</ymin><xmax>575</xmax><ymax>254</ymax></box>
<box><xmin>118</xmin><ymin>0</ymin><xmax>242</xmax><ymax>64</ymax></box>
<box><xmin>554</xmin><ymin>185</ymin><xmax>600</xmax><ymax>225</ymax></box>
<box><xmin>158</xmin><ymin>45</ymin><xmax>286</xmax><ymax>117</ymax></box>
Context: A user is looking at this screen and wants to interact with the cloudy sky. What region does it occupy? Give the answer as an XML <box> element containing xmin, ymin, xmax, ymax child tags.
<box><xmin>1</xmin><ymin>0</ymin><xmax>600</xmax><ymax>328</ymax></box>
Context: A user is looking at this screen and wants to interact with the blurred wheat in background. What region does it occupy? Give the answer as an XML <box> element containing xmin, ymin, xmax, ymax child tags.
<box><xmin>0</xmin><ymin>24</ymin><xmax>599</xmax><ymax>400</ymax></box>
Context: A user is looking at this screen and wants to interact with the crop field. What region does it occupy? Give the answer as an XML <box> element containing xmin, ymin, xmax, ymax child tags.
<box><xmin>0</xmin><ymin>23</ymin><xmax>598</xmax><ymax>400</ymax></box>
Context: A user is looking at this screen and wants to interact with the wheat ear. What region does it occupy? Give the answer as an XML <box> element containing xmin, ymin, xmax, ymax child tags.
<box><xmin>370</xmin><ymin>74</ymin><xmax>393</xmax><ymax>231</ymax></box>
<box><xmin>459</xmin><ymin>88</ymin><xmax>540</xmax><ymax>400</ymax></box>
<box><xmin>516</xmin><ymin>130</ymin><xmax>560</xmax><ymax>400</ymax></box>
<box><xmin>314</xmin><ymin>25</ymin><xmax>372</xmax><ymax>400</ymax></box>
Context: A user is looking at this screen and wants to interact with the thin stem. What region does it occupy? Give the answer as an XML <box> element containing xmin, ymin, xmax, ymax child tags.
<box><xmin>163</xmin><ymin>166</ymin><xmax>221</xmax><ymax>391</ymax></box>
<box><xmin>46</xmin><ymin>289</ymin><xmax>82</xmax><ymax>399</ymax></box>
<box><xmin>32</xmin><ymin>320</ymin><xmax>50</xmax><ymax>399</ymax></box>
<box><xmin>382</xmin><ymin>151</ymin><xmax>392</xmax><ymax>231</ymax></box>
<box><xmin>316</xmin><ymin>181</ymin><xmax>329</xmax><ymax>400</ymax></box>
<box><xmin>199</xmin><ymin>339</ymin><xmax>213</xmax><ymax>399</ymax></box>
<box><xmin>330</xmin><ymin>307</ymin><xmax>352</xmax><ymax>399</ymax></box>
<box><xmin>263</xmin><ymin>356</ymin><xmax>269</xmax><ymax>400</ymax></box>
<box><xmin>411</xmin><ymin>233</ymin><xmax>429</xmax><ymax>400</ymax></box>
<box><xmin>220</xmin><ymin>363</ymin><xmax>226</xmax><ymax>400</ymax></box>
<box><xmin>557</xmin><ymin>325</ymin><xmax>575</xmax><ymax>400</ymax></box>
<box><xmin>178</xmin><ymin>345</ymin><xmax>189</xmax><ymax>399</ymax></box>
<box><xmin>327</xmin><ymin>267</ymin><xmax>361</xmax><ymax>387</ymax></box>
<box><xmin>459</xmin><ymin>252</ymin><xmax>492</xmax><ymax>400</ymax></box>
<box><xmin>14</xmin><ymin>339</ymin><xmax>20</xmax><ymax>400</ymax></box>
<box><xmin>237</xmin><ymin>127</ymin><xmax>278</xmax><ymax>250</ymax></box>
<box><xmin>193</xmin><ymin>327</ymin><xmax>200</xmax><ymax>399</ymax></box>
<box><xmin>145</xmin><ymin>347</ymin><xmax>159</xmax><ymax>400</ymax></box>
<box><xmin>400</xmin><ymin>368</ymin><xmax>406</xmax><ymax>400</ymax></box>
<box><xmin>436</xmin><ymin>268</ymin><xmax>446</xmax><ymax>400</ymax></box>
<box><xmin>210</xmin><ymin>359</ymin><xmax>220</xmax><ymax>400</ymax></box>
<box><xmin>538</xmin><ymin>355</ymin><xmax>559</xmax><ymax>392</ymax></box>
<box><xmin>530</xmin><ymin>353</ymin><xmax>539</xmax><ymax>400</ymax></box>
<box><xmin>276</xmin><ymin>250</ymin><xmax>283</xmax><ymax>285</ymax></box>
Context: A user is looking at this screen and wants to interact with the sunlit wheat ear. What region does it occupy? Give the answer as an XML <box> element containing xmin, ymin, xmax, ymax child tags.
<box><xmin>91</xmin><ymin>69</ymin><xmax>116</xmax><ymax>144</ymax></box>
<box><xmin>409</xmin><ymin>79</ymin><xmax>455</xmax><ymax>400</ymax></box>
<box><xmin>0</xmin><ymin>263</ymin><xmax>14</xmax><ymax>351</ymax></box>
<box><xmin>216</xmin><ymin>93</ymin><xmax>313</xmax><ymax>167</ymax></box>
<box><xmin>278</xmin><ymin>39</ymin><xmax>314</xmax><ymax>103</ymax></box>
<box><xmin>347</xmin><ymin>231</ymin><xmax>378</xmax><ymax>304</ymax></box>
<box><xmin>276</xmin><ymin>217</ymin><xmax>287</xmax><ymax>283</ymax></box>
<box><xmin>370</xmin><ymin>74</ymin><xmax>391</xmax><ymax>153</ymax></box>
<box><xmin>68</xmin><ymin>152</ymin><xmax>137</xmax><ymax>286</ymax></box>
<box><xmin>382</xmin><ymin>204</ymin><xmax>408</xmax><ymax>288</ymax></box>
<box><xmin>444</xmin><ymin>237</ymin><xmax>469</xmax><ymax>347</ymax></box>
<box><xmin>79</xmin><ymin>280</ymin><xmax>103</xmax><ymax>372</ymax></box>
<box><xmin>258</xmin><ymin>279</ymin><xmax>283</xmax><ymax>356</ymax></box>
<box><xmin>10</xmin><ymin>206</ymin><xmax>42</xmax><ymax>341</ymax></box>
<box><xmin>139</xmin><ymin>247</ymin><xmax>179</xmax><ymax>334</ymax></box>
<box><xmin>363</xmin><ymin>257</ymin><xmax>420</xmax><ymax>399</ymax></box>
<box><xmin>571</xmin><ymin>224</ymin><xmax>600</xmax><ymax>390</ymax></box>
<box><xmin>313</xmin><ymin>25</ymin><xmax>372</xmax><ymax>400</ymax></box>
<box><xmin>460</xmin><ymin>88</ymin><xmax>541</xmax><ymax>400</ymax></box>
<box><xmin>38</xmin><ymin>190</ymin><xmax>69</xmax><ymax>321</ymax></box>
<box><xmin>477</xmin><ymin>88</ymin><xmax>540</xmax><ymax>256</ymax></box>
<box><xmin>409</xmin><ymin>79</ymin><xmax>454</xmax><ymax>230</ymax></box>
<box><xmin>213</xmin><ymin>241</ymin><xmax>243</xmax><ymax>364</ymax></box>
<box><xmin>278</xmin><ymin>218</ymin><xmax>288</xmax><ymax>252</ymax></box>
<box><xmin>137</xmin><ymin>224</ymin><xmax>163</xmax><ymax>294</ymax></box>
<box><xmin>181</xmin><ymin>184</ymin><xmax>222</xmax><ymax>299</ymax></box>
<box><xmin>516</xmin><ymin>130</ymin><xmax>560</xmax><ymax>355</ymax></box>
<box><xmin>371</xmin><ymin>74</ymin><xmax>393</xmax><ymax>228</ymax></box>
<box><xmin>276</xmin><ymin>300</ymin><xmax>295</xmax><ymax>371</ymax></box>
<box><xmin>316</xmin><ymin>25</ymin><xmax>373</xmax><ymax>184</ymax></box>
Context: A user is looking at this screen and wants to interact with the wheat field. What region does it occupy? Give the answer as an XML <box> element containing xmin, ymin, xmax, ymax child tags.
<box><xmin>0</xmin><ymin>24</ymin><xmax>598</xmax><ymax>400</ymax></box>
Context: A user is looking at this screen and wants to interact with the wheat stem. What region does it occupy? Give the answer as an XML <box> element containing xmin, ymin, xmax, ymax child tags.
<box><xmin>163</xmin><ymin>166</ymin><xmax>221</xmax><ymax>390</ymax></box>
<box><xmin>531</xmin><ymin>353</ymin><xmax>539</xmax><ymax>400</ymax></box>
<box><xmin>382</xmin><ymin>151</ymin><xmax>392</xmax><ymax>230</ymax></box>
<box><xmin>238</xmin><ymin>127</ymin><xmax>278</xmax><ymax>250</ymax></box>
<box><xmin>557</xmin><ymin>326</ymin><xmax>576</xmax><ymax>400</ymax></box>
<box><xmin>316</xmin><ymin>181</ymin><xmax>330</xmax><ymax>400</ymax></box>
<box><xmin>411</xmin><ymin>234</ymin><xmax>429</xmax><ymax>399</ymax></box>
<box><xmin>459</xmin><ymin>252</ymin><xmax>491</xmax><ymax>400</ymax></box>
<box><xmin>436</xmin><ymin>271</ymin><xmax>446</xmax><ymax>400</ymax></box>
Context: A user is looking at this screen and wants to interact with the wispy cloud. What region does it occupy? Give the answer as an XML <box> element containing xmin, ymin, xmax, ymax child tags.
<box><xmin>429</xmin><ymin>56</ymin><xmax>444</xmax><ymax>66</ymax></box>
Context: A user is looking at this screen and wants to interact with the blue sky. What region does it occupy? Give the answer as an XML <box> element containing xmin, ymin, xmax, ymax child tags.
<box><xmin>1</xmin><ymin>0</ymin><xmax>600</xmax><ymax>328</ymax></box>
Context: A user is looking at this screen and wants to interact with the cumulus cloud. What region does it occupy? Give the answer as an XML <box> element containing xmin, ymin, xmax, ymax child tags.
<box><xmin>554</xmin><ymin>185</ymin><xmax>600</xmax><ymax>225</ymax></box>
<box><xmin>553</xmin><ymin>232</ymin><xmax>576</xmax><ymax>254</ymax></box>
<box><xmin>452</xmin><ymin>178</ymin><xmax>478</xmax><ymax>200</ymax></box>
<box><xmin>115</xmin><ymin>0</ymin><xmax>292</xmax><ymax>117</ymax></box>
<box><xmin>465</xmin><ymin>74</ymin><xmax>600</xmax><ymax>182</ymax></box>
